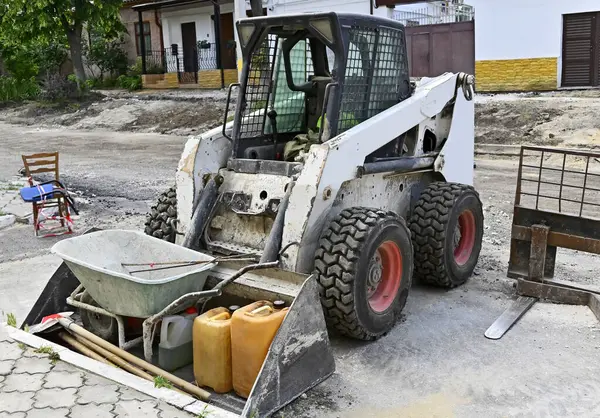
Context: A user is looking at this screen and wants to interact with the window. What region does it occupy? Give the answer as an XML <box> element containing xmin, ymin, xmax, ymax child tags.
<box><xmin>269</xmin><ymin>38</ymin><xmax>314</xmax><ymax>134</ymax></box>
<box><xmin>135</xmin><ymin>22</ymin><xmax>152</xmax><ymax>55</ymax></box>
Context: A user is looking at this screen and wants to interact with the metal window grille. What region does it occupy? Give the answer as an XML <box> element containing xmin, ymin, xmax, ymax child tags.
<box><xmin>239</xmin><ymin>35</ymin><xmax>313</xmax><ymax>138</ymax></box>
<box><xmin>516</xmin><ymin>146</ymin><xmax>600</xmax><ymax>220</ymax></box>
<box><xmin>339</xmin><ymin>26</ymin><xmax>408</xmax><ymax>133</ymax></box>
<box><xmin>239</xmin><ymin>34</ymin><xmax>278</xmax><ymax>139</ymax></box>
<box><xmin>339</xmin><ymin>29</ymin><xmax>375</xmax><ymax>133</ymax></box>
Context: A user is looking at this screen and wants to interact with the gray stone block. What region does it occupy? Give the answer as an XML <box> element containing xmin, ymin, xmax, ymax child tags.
<box><xmin>44</xmin><ymin>370</ymin><xmax>83</xmax><ymax>389</ymax></box>
<box><xmin>0</xmin><ymin>391</ymin><xmax>34</xmax><ymax>413</ymax></box>
<box><xmin>157</xmin><ymin>403</ymin><xmax>191</xmax><ymax>418</ymax></box>
<box><xmin>70</xmin><ymin>403</ymin><xmax>114</xmax><ymax>418</ymax></box>
<box><xmin>34</xmin><ymin>387</ymin><xmax>77</xmax><ymax>409</ymax></box>
<box><xmin>2</xmin><ymin>372</ymin><xmax>44</xmax><ymax>392</ymax></box>
<box><xmin>50</xmin><ymin>361</ymin><xmax>80</xmax><ymax>373</ymax></box>
<box><xmin>84</xmin><ymin>373</ymin><xmax>116</xmax><ymax>387</ymax></box>
<box><xmin>0</xmin><ymin>341</ymin><xmax>22</xmax><ymax>361</ymax></box>
<box><xmin>0</xmin><ymin>412</ymin><xmax>25</xmax><ymax>418</ymax></box>
<box><xmin>118</xmin><ymin>386</ymin><xmax>154</xmax><ymax>402</ymax></box>
<box><xmin>26</xmin><ymin>407</ymin><xmax>70</xmax><ymax>418</ymax></box>
<box><xmin>13</xmin><ymin>356</ymin><xmax>52</xmax><ymax>375</ymax></box>
<box><xmin>0</xmin><ymin>360</ymin><xmax>14</xmax><ymax>376</ymax></box>
<box><xmin>77</xmin><ymin>384</ymin><xmax>119</xmax><ymax>405</ymax></box>
<box><xmin>113</xmin><ymin>400</ymin><xmax>159</xmax><ymax>417</ymax></box>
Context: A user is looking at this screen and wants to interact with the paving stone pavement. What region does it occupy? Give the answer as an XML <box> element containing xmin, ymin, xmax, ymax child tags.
<box><xmin>0</xmin><ymin>328</ymin><xmax>196</xmax><ymax>418</ymax></box>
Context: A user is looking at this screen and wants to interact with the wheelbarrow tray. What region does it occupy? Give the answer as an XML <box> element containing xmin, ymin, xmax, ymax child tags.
<box><xmin>51</xmin><ymin>230</ymin><xmax>216</xmax><ymax>318</ymax></box>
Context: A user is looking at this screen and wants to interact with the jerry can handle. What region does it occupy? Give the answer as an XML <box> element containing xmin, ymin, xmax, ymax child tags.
<box><xmin>246</xmin><ymin>305</ymin><xmax>274</xmax><ymax>317</ymax></box>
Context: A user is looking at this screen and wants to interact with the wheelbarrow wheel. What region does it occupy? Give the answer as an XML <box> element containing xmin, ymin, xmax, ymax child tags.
<box><xmin>144</xmin><ymin>186</ymin><xmax>178</xmax><ymax>243</ymax></box>
<box><xmin>79</xmin><ymin>293</ymin><xmax>119</xmax><ymax>344</ymax></box>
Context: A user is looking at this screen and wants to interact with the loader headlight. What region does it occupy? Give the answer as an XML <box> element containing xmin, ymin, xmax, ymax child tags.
<box><xmin>238</xmin><ymin>23</ymin><xmax>255</xmax><ymax>48</ymax></box>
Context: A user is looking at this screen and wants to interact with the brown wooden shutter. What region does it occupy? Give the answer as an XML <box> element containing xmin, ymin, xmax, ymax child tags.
<box><xmin>562</xmin><ymin>13</ymin><xmax>596</xmax><ymax>87</ymax></box>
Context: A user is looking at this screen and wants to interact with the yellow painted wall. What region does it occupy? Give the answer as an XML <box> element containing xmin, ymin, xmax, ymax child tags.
<box><xmin>142</xmin><ymin>73</ymin><xmax>179</xmax><ymax>89</ymax></box>
<box><xmin>143</xmin><ymin>70</ymin><xmax>239</xmax><ymax>90</ymax></box>
<box><xmin>198</xmin><ymin>69</ymin><xmax>239</xmax><ymax>89</ymax></box>
<box><xmin>475</xmin><ymin>58</ymin><xmax>558</xmax><ymax>92</ymax></box>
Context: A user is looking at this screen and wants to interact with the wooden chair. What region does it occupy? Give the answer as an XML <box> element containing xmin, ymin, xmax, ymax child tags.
<box><xmin>20</xmin><ymin>152</ymin><xmax>78</xmax><ymax>237</ymax></box>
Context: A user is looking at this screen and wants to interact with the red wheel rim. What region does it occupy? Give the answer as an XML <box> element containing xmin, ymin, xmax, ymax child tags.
<box><xmin>367</xmin><ymin>241</ymin><xmax>403</xmax><ymax>313</ymax></box>
<box><xmin>454</xmin><ymin>209</ymin><xmax>476</xmax><ymax>266</ymax></box>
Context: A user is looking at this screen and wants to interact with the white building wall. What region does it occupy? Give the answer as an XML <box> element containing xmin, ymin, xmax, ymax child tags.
<box><xmin>268</xmin><ymin>0</ymin><xmax>392</xmax><ymax>18</ymax></box>
<box><xmin>469</xmin><ymin>0</ymin><xmax>600</xmax><ymax>61</ymax></box>
<box><xmin>162</xmin><ymin>3</ymin><xmax>234</xmax><ymax>52</ymax></box>
<box><xmin>394</xmin><ymin>2</ymin><xmax>442</xmax><ymax>13</ymax></box>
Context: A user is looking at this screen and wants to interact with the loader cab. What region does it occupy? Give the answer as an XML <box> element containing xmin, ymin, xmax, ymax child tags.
<box><xmin>224</xmin><ymin>12</ymin><xmax>411</xmax><ymax>169</ymax></box>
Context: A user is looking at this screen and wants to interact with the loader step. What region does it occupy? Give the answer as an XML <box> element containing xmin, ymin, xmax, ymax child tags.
<box><xmin>208</xmin><ymin>240</ymin><xmax>262</xmax><ymax>257</ymax></box>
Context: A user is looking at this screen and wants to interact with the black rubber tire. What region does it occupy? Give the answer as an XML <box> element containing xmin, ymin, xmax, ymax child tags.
<box><xmin>315</xmin><ymin>207</ymin><xmax>413</xmax><ymax>341</ymax></box>
<box><xmin>79</xmin><ymin>293</ymin><xmax>119</xmax><ymax>344</ymax></box>
<box><xmin>409</xmin><ymin>182</ymin><xmax>484</xmax><ymax>288</ymax></box>
<box><xmin>144</xmin><ymin>186</ymin><xmax>177</xmax><ymax>243</ymax></box>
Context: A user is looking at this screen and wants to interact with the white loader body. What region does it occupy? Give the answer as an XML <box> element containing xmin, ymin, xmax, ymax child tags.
<box><xmin>175</xmin><ymin>72</ymin><xmax>474</xmax><ymax>273</ymax></box>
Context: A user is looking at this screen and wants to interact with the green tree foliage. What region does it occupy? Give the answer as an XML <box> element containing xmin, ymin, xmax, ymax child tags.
<box><xmin>84</xmin><ymin>30</ymin><xmax>128</xmax><ymax>79</ymax></box>
<box><xmin>0</xmin><ymin>0</ymin><xmax>124</xmax><ymax>83</ymax></box>
<box><xmin>1</xmin><ymin>42</ymin><xmax>67</xmax><ymax>79</ymax></box>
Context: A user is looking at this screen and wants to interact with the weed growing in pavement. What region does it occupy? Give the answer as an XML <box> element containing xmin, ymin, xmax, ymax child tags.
<box><xmin>18</xmin><ymin>342</ymin><xmax>27</xmax><ymax>350</ymax></box>
<box><xmin>153</xmin><ymin>375</ymin><xmax>173</xmax><ymax>389</ymax></box>
<box><xmin>35</xmin><ymin>345</ymin><xmax>60</xmax><ymax>364</ymax></box>
<box><xmin>5</xmin><ymin>312</ymin><xmax>17</xmax><ymax>327</ymax></box>
<box><xmin>196</xmin><ymin>404</ymin><xmax>211</xmax><ymax>418</ymax></box>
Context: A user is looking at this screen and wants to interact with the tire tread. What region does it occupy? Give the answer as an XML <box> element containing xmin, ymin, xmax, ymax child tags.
<box><xmin>409</xmin><ymin>182</ymin><xmax>481</xmax><ymax>288</ymax></box>
<box><xmin>315</xmin><ymin>207</ymin><xmax>410</xmax><ymax>340</ymax></box>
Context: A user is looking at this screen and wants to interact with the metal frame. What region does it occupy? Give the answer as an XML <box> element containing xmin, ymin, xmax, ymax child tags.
<box><xmin>487</xmin><ymin>145</ymin><xmax>600</xmax><ymax>339</ymax></box>
<box><xmin>233</xmin><ymin>12</ymin><xmax>411</xmax><ymax>146</ymax></box>
<box><xmin>66</xmin><ymin>285</ymin><xmax>143</xmax><ymax>351</ymax></box>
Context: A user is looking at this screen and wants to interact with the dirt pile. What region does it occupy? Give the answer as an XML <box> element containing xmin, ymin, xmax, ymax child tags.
<box><xmin>0</xmin><ymin>89</ymin><xmax>230</xmax><ymax>136</ymax></box>
<box><xmin>475</xmin><ymin>90</ymin><xmax>600</xmax><ymax>148</ymax></box>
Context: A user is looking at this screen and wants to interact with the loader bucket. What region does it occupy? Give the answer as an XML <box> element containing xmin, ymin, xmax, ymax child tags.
<box><xmin>22</xmin><ymin>234</ymin><xmax>335</xmax><ymax>417</ymax></box>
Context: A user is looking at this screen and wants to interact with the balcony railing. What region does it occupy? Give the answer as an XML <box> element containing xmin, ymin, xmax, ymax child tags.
<box><xmin>392</xmin><ymin>3</ymin><xmax>474</xmax><ymax>27</ymax></box>
<box><xmin>140</xmin><ymin>43</ymin><xmax>236</xmax><ymax>75</ymax></box>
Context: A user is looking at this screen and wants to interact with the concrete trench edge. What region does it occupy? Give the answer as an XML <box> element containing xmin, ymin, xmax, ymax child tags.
<box><xmin>1</xmin><ymin>322</ymin><xmax>238</xmax><ymax>418</ymax></box>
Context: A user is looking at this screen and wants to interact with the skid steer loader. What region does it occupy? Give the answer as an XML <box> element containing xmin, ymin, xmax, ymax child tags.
<box><xmin>147</xmin><ymin>11</ymin><xmax>483</xmax><ymax>338</ymax></box>
<box><xmin>25</xmin><ymin>12</ymin><xmax>482</xmax><ymax>418</ymax></box>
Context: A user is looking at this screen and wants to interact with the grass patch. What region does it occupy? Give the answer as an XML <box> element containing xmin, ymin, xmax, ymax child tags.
<box><xmin>34</xmin><ymin>345</ymin><xmax>60</xmax><ymax>364</ymax></box>
<box><xmin>153</xmin><ymin>375</ymin><xmax>173</xmax><ymax>389</ymax></box>
<box><xmin>5</xmin><ymin>312</ymin><xmax>17</xmax><ymax>327</ymax></box>
<box><xmin>4</xmin><ymin>183</ymin><xmax>21</xmax><ymax>191</ymax></box>
<box><xmin>196</xmin><ymin>405</ymin><xmax>211</xmax><ymax>418</ymax></box>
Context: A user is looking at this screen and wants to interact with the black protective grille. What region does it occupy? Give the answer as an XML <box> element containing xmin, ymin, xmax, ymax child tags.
<box><xmin>239</xmin><ymin>35</ymin><xmax>314</xmax><ymax>138</ymax></box>
<box><xmin>239</xmin><ymin>34</ymin><xmax>278</xmax><ymax>139</ymax></box>
<box><xmin>339</xmin><ymin>26</ymin><xmax>409</xmax><ymax>133</ymax></box>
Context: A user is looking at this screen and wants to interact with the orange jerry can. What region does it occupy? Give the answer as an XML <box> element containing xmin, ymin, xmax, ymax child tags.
<box><xmin>193</xmin><ymin>307</ymin><xmax>233</xmax><ymax>393</ymax></box>
<box><xmin>231</xmin><ymin>301</ymin><xmax>289</xmax><ymax>398</ymax></box>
